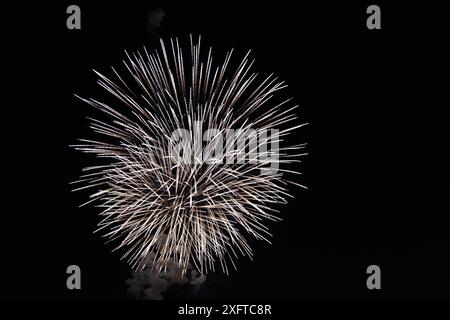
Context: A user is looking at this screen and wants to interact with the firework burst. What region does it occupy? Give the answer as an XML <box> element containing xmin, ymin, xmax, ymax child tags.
<box><xmin>72</xmin><ymin>36</ymin><xmax>307</xmax><ymax>275</ymax></box>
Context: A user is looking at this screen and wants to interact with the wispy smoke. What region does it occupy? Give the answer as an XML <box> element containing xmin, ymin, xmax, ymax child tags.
<box><xmin>126</xmin><ymin>251</ymin><xmax>206</xmax><ymax>300</ymax></box>
<box><xmin>146</xmin><ymin>8</ymin><xmax>165</xmax><ymax>35</ymax></box>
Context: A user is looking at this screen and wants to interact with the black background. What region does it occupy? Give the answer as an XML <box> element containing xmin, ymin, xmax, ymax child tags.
<box><xmin>2</xmin><ymin>1</ymin><xmax>449</xmax><ymax>300</ymax></box>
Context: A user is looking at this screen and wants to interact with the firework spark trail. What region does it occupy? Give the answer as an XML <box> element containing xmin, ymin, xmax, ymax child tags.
<box><xmin>72</xmin><ymin>36</ymin><xmax>307</xmax><ymax>275</ymax></box>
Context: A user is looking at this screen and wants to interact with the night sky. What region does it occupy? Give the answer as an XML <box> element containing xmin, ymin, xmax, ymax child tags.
<box><xmin>2</xmin><ymin>1</ymin><xmax>449</xmax><ymax>300</ymax></box>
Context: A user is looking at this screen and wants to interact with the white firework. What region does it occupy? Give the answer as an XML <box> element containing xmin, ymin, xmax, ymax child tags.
<box><xmin>72</xmin><ymin>36</ymin><xmax>307</xmax><ymax>275</ymax></box>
